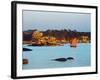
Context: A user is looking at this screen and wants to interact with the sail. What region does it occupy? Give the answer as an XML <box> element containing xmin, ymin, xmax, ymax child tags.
<box><xmin>70</xmin><ymin>38</ymin><xmax>78</xmax><ymax>47</ymax></box>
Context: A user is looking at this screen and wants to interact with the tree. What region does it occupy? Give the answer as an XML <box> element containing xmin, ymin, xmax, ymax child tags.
<box><xmin>32</xmin><ymin>31</ymin><xmax>43</xmax><ymax>40</ymax></box>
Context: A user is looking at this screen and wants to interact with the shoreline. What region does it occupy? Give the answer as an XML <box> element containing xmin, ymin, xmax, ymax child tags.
<box><xmin>23</xmin><ymin>42</ymin><xmax>90</xmax><ymax>47</ymax></box>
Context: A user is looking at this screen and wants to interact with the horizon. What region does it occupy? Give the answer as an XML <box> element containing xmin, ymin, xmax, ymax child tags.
<box><xmin>23</xmin><ymin>29</ymin><xmax>91</xmax><ymax>33</ymax></box>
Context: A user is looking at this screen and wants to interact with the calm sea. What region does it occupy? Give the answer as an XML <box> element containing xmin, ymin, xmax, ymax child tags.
<box><xmin>22</xmin><ymin>43</ymin><xmax>91</xmax><ymax>69</ymax></box>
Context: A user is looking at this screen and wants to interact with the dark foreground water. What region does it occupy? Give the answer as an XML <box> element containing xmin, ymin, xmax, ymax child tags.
<box><xmin>22</xmin><ymin>43</ymin><xmax>91</xmax><ymax>69</ymax></box>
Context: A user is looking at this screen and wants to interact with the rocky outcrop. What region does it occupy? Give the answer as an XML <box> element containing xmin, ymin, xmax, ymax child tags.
<box><xmin>23</xmin><ymin>48</ymin><xmax>32</xmax><ymax>51</ymax></box>
<box><xmin>23</xmin><ymin>59</ymin><xmax>28</xmax><ymax>64</ymax></box>
<box><xmin>52</xmin><ymin>57</ymin><xmax>74</xmax><ymax>62</ymax></box>
<box><xmin>67</xmin><ymin>57</ymin><xmax>74</xmax><ymax>60</ymax></box>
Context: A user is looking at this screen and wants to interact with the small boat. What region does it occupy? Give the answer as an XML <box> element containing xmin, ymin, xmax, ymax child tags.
<box><xmin>70</xmin><ymin>38</ymin><xmax>78</xmax><ymax>47</ymax></box>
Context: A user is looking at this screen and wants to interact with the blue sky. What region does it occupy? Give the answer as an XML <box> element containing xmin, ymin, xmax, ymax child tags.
<box><xmin>22</xmin><ymin>10</ymin><xmax>91</xmax><ymax>32</ymax></box>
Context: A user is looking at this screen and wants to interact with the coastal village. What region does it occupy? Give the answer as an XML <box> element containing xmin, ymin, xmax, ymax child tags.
<box><xmin>23</xmin><ymin>30</ymin><xmax>90</xmax><ymax>46</ymax></box>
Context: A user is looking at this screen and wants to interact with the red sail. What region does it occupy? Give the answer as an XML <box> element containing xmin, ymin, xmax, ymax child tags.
<box><xmin>70</xmin><ymin>38</ymin><xmax>78</xmax><ymax>47</ymax></box>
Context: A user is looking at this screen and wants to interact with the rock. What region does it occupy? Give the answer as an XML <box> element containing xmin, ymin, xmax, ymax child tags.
<box><xmin>52</xmin><ymin>57</ymin><xmax>74</xmax><ymax>62</ymax></box>
<box><xmin>70</xmin><ymin>46</ymin><xmax>77</xmax><ymax>48</ymax></box>
<box><xmin>53</xmin><ymin>58</ymin><xmax>67</xmax><ymax>62</ymax></box>
<box><xmin>23</xmin><ymin>59</ymin><xmax>28</xmax><ymax>64</ymax></box>
<box><xmin>67</xmin><ymin>57</ymin><xmax>74</xmax><ymax>60</ymax></box>
<box><xmin>23</xmin><ymin>48</ymin><xmax>32</xmax><ymax>51</ymax></box>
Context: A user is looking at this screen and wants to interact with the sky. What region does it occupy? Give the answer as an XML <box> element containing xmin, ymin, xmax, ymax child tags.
<box><xmin>22</xmin><ymin>10</ymin><xmax>91</xmax><ymax>32</ymax></box>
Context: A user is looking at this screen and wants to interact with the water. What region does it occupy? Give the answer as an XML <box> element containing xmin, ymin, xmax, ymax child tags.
<box><xmin>22</xmin><ymin>43</ymin><xmax>91</xmax><ymax>69</ymax></box>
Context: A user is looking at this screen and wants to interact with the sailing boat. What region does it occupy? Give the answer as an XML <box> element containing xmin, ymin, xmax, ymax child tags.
<box><xmin>70</xmin><ymin>38</ymin><xmax>78</xmax><ymax>47</ymax></box>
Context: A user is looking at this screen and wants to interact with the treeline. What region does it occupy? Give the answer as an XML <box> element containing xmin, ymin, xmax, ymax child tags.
<box><xmin>23</xmin><ymin>29</ymin><xmax>91</xmax><ymax>41</ymax></box>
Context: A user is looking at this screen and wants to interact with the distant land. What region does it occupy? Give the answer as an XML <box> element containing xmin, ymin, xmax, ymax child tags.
<box><xmin>23</xmin><ymin>29</ymin><xmax>91</xmax><ymax>46</ymax></box>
